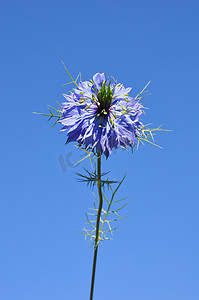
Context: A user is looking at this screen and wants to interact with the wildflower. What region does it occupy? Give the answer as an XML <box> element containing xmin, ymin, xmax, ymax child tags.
<box><xmin>60</xmin><ymin>73</ymin><xmax>143</xmax><ymax>157</ymax></box>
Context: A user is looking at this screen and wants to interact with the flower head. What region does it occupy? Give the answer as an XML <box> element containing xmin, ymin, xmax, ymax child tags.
<box><xmin>60</xmin><ymin>73</ymin><xmax>143</xmax><ymax>157</ymax></box>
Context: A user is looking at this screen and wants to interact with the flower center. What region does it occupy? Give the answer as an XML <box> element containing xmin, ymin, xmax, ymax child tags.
<box><xmin>96</xmin><ymin>81</ymin><xmax>113</xmax><ymax>115</ymax></box>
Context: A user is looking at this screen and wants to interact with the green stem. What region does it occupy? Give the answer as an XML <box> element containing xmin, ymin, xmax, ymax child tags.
<box><xmin>89</xmin><ymin>153</ymin><xmax>103</xmax><ymax>300</ymax></box>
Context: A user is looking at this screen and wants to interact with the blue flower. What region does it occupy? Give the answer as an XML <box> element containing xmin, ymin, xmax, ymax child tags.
<box><xmin>60</xmin><ymin>73</ymin><xmax>143</xmax><ymax>157</ymax></box>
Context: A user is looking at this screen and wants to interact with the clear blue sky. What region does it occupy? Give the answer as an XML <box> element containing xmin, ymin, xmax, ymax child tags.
<box><xmin>1</xmin><ymin>0</ymin><xmax>199</xmax><ymax>299</ymax></box>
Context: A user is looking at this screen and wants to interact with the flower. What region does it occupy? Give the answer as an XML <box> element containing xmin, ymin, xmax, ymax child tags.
<box><xmin>59</xmin><ymin>73</ymin><xmax>143</xmax><ymax>157</ymax></box>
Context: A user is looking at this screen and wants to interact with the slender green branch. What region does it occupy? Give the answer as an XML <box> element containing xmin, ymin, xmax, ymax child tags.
<box><xmin>61</xmin><ymin>60</ymin><xmax>79</xmax><ymax>88</ymax></box>
<box><xmin>89</xmin><ymin>153</ymin><xmax>103</xmax><ymax>300</ymax></box>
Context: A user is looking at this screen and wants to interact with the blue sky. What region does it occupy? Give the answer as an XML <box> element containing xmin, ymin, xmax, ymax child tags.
<box><xmin>1</xmin><ymin>0</ymin><xmax>199</xmax><ymax>299</ymax></box>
